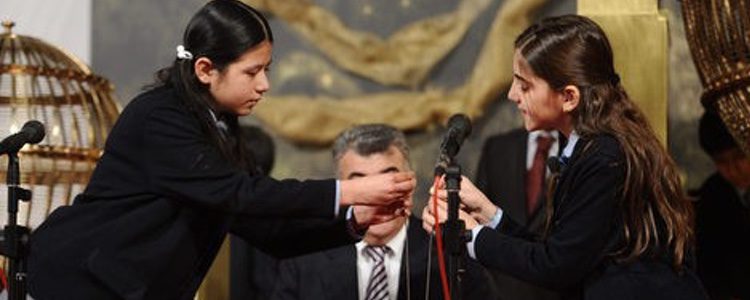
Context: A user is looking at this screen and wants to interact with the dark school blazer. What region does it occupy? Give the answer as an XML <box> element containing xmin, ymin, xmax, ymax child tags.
<box><xmin>28</xmin><ymin>86</ymin><xmax>356</xmax><ymax>300</ymax></box>
<box><xmin>473</xmin><ymin>134</ymin><xmax>707</xmax><ymax>300</ymax></box>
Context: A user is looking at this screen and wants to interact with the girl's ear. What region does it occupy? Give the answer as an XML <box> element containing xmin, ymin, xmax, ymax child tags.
<box><xmin>561</xmin><ymin>85</ymin><xmax>580</xmax><ymax>113</ymax></box>
<box><xmin>194</xmin><ymin>57</ymin><xmax>215</xmax><ymax>85</ymax></box>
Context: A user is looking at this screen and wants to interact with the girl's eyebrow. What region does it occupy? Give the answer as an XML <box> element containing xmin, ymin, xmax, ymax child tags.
<box><xmin>244</xmin><ymin>59</ymin><xmax>272</xmax><ymax>72</ymax></box>
<box><xmin>514</xmin><ymin>73</ymin><xmax>529</xmax><ymax>83</ymax></box>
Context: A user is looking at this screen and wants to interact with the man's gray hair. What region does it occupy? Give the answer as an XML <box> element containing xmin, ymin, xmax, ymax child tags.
<box><xmin>332</xmin><ymin>124</ymin><xmax>410</xmax><ymax>165</ymax></box>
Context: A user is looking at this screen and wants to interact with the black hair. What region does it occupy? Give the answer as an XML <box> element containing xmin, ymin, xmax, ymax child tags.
<box><xmin>152</xmin><ymin>0</ymin><xmax>273</xmax><ymax>171</ymax></box>
<box><xmin>699</xmin><ymin>110</ymin><xmax>738</xmax><ymax>157</ymax></box>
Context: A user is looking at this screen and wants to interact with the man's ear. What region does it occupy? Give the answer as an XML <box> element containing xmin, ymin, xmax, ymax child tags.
<box><xmin>194</xmin><ymin>57</ymin><xmax>215</xmax><ymax>85</ymax></box>
<box><xmin>561</xmin><ymin>85</ymin><xmax>580</xmax><ymax>113</ymax></box>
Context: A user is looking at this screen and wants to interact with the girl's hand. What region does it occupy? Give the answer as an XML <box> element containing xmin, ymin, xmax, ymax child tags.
<box><xmin>422</xmin><ymin>198</ymin><xmax>479</xmax><ymax>232</ymax></box>
<box><xmin>430</xmin><ymin>175</ymin><xmax>498</xmax><ymax>224</ymax></box>
<box><xmin>351</xmin><ymin>198</ymin><xmax>411</xmax><ymax>231</ymax></box>
<box><xmin>340</xmin><ymin>172</ymin><xmax>416</xmax><ymax>207</ymax></box>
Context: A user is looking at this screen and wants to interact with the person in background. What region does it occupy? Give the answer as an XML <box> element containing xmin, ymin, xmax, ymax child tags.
<box><xmin>694</xmin><ymin>110</ymin><xmax>750</xmax><ymax>300</ymax></box>
<box><xmin>26</xmin><ymin>1</ymin><xmax>414</xmax><ymax>299</ymax></box>
<box><xmin>274</xmin><ymin>124</ymin><xmax>497</xmax><ymax>300</ymax></box>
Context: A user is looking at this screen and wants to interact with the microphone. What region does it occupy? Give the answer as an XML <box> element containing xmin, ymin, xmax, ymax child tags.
<box><xmin>0</xmin><ymin>120</ymin><xmax>46</xmax><ymax>155</ymax></box>
<box><xmin>435</xmin><ymin>114</ymin><xmax>472</xmax><ymax>174</ymax></box>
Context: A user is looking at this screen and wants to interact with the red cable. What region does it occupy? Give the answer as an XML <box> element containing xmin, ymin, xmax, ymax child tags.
<box><xmin>432</xmin><ymin>175</ymin><xmax>451</xmax><ymax>300</ymax></box>
<box><xmin>0</xmin><ymin>267</ymin><xmax>7</xmax><ymax>291</ymax></box>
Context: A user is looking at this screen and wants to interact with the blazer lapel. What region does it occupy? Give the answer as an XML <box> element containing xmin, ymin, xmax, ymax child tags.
<box><xmin>553</xmin><ymin>137</ymin><xmax>592</xmax><ymax>211</ymax></box>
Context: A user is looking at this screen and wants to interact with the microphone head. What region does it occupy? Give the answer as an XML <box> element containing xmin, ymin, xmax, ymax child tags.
<box><xmin>22</xmin><ymin>120</ymin><xmax>46</xmax><ymax>144</ymax></box>
<box><xmin>447</xmin><ymin>114</ymin><xmax>472</xmax><ymax>141</ymax></box>
<box><xmin>439</xmin><ymin>114</ymin><xmax>472</xmax><ymax>159</ymax></box>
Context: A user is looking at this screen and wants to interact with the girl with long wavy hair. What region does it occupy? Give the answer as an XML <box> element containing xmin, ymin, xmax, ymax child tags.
<box><xmin>424</xmin><ymin>15</ymin><xmax>707</xmax><ymax>299</ymax></box>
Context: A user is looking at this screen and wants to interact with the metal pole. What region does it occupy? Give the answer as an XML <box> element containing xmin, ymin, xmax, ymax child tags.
<box><xmin>444</xmin><ymin>163</ymin><xmax>467</xmax><ymax>300</ymax></box>
<box><xmin>5</xmin><ymin>153</ymin><xmax>29</xmax><ymax>300</ymax></box>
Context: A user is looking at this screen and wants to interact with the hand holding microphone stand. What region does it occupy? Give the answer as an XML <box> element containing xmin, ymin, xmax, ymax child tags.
<box><xmin>434</xmin><ymin>114</ymin><xmax>472</xmax><ymax>300</ymax></box>
<box><xmin>0</xmin><ymin>120</ymin><xmax>45</xmax><ymax>300</ymax></box>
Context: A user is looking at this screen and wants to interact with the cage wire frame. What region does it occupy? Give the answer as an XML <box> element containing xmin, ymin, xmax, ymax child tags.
<box><xmin>0</xmin><ymin>21</ymin><xmax>120</xmax><ymax>231</ymax></box>
<box><xmin>682</xmin><ymin>0</ymin><xmax>750</xmax><ymax>156</ymax></box>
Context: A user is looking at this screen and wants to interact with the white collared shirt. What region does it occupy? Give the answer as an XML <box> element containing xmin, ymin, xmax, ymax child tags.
<box><xmin>561</xmin><ymin>131</ymin><xmax>580</xmax><ymax>160</ymax></box>
<box><xmin>355</xmin><ymin>221</ymin><xmax>408</xmax><ymax>300</ymax></box>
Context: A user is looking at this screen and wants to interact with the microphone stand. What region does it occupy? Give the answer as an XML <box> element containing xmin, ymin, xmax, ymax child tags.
<box><xmin>438</xmin><ymin>160</ymin><xmax>471</xmax><ymax>300</ymax></box>
<box><xmin>1</xmin><ymin>152</ymin><xmax>31</xmax><ymax>300</ymax></box>
<box><xmin>435</xmin><ymin>113</ymin><xmax>472</xmax><ymax>300</ymax></box>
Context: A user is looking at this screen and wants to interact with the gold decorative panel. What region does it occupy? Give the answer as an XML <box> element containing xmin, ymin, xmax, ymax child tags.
<box><xmin>579</xmin><ymin>0</ymin><xmax>669</xmax><ymax>144</ymax></box>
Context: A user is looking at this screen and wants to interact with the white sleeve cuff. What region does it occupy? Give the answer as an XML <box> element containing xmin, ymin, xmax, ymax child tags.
<box><xmin>335</xmin><ymin>180</ymin><xmax>341</xmax><ymax>217</ymax></box>
<box><xmin>467</xmin><ymin>225</ymin><xmax>485</xmax><ymax>259</ymax></box>
<box><xmin>487</xmin><ymin>207</ymin><xmax>503</xmax><ymax>229</ymax></box>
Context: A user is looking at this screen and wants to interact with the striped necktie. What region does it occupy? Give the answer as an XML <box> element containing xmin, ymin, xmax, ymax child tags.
<box><xmin>364</xmin><ymin>245</ymin><xmax>390</xmax><ymax>300</ymax></box>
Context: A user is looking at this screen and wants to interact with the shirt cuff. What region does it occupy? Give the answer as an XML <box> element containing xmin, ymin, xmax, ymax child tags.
<box><xmin>467</xmin><ymin>225</ymin><xmax>484</xmax><ymax>259</ymax></box>
<box><xmin>334</xmin><ymin>180</ymin><xmax>341</xmax><ymax>217</ymax></box>
<box><xmin>487</xmin><ymin>206</ymin><xmax>503</xmax><ymax>229</ymax></box>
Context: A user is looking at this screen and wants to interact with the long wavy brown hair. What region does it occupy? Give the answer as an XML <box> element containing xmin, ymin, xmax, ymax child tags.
<box><xmin>516</xmin><ymin>15</ymin><xmax>694</xmax><ymax>270</ymax></box>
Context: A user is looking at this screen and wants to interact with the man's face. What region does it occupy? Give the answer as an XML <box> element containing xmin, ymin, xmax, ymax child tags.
<box><xmin>337</xmin><ymin>145</ymin><xmax>411</xmax><ymax>244</ymax></box>
<box><xmin>713</xmin><ymin>148</ymin><xmax>750</xmax><ymax>189</ymax></box>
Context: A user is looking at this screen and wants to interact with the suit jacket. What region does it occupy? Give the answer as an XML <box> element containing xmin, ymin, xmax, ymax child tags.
<box><xmin>694</xmin><ymin>173</ymin><xmax>750</xmax><ymax>300</ymax></box>
<box><xmin>475</xmin><ymin>128</ymin><xmax>560</xmax><ymax>300</ymax></box>
<box><xmin>476</xmin><ymin>128</ymin><xmax>559</xmax><ymax>237</ymax></box>
<box><xmin>27</xmin><ymin>86</ymin><xmax>356</xmax><ymax>300</ymax></box>
<box><xmin>474</xmin><ymin>134</ymin><xmax>707</xmax><ymax>300</ymax></box>
<box><xmin>230</xmin><ymin>235</ymin><xmax>280</xmax><ymax>300</ymax></box>
<box><xmin>273</xmin><ymin>216</ymin><xmax>498</xmax><ymax>300</ymax></box>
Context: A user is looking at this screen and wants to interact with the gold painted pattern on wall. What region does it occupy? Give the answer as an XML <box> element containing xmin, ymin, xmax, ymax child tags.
<box><xmin>252</xmin><ymin>0</ymin><xmax>548</xmax><ymax>145</ymax></box>
<box><xmin>245</xmin><ymin>0</ymin><xmax>492</xmax><ymax>88</ymax></box>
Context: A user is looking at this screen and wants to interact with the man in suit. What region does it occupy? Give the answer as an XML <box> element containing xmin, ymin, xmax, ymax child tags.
<box><xmin>694</xmin><ymin>111</ymin><xmax>750</xmax><ymax>300</ymax></box>
<box><xmin>475</xmin><ymin>128</ymin><xmax>561</xmax><ymax>300</ymax></box>
<box><xmin>274</xmin><ymin>124</ymin><xmax>497</xmax><ymax>300</ymax></box>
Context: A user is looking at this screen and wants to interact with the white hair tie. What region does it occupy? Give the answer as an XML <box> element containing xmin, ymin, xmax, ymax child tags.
<box><xmin>176</xmin><ymin>45</ymin><xmax>194</xmax><ymax>60</ymax></box>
